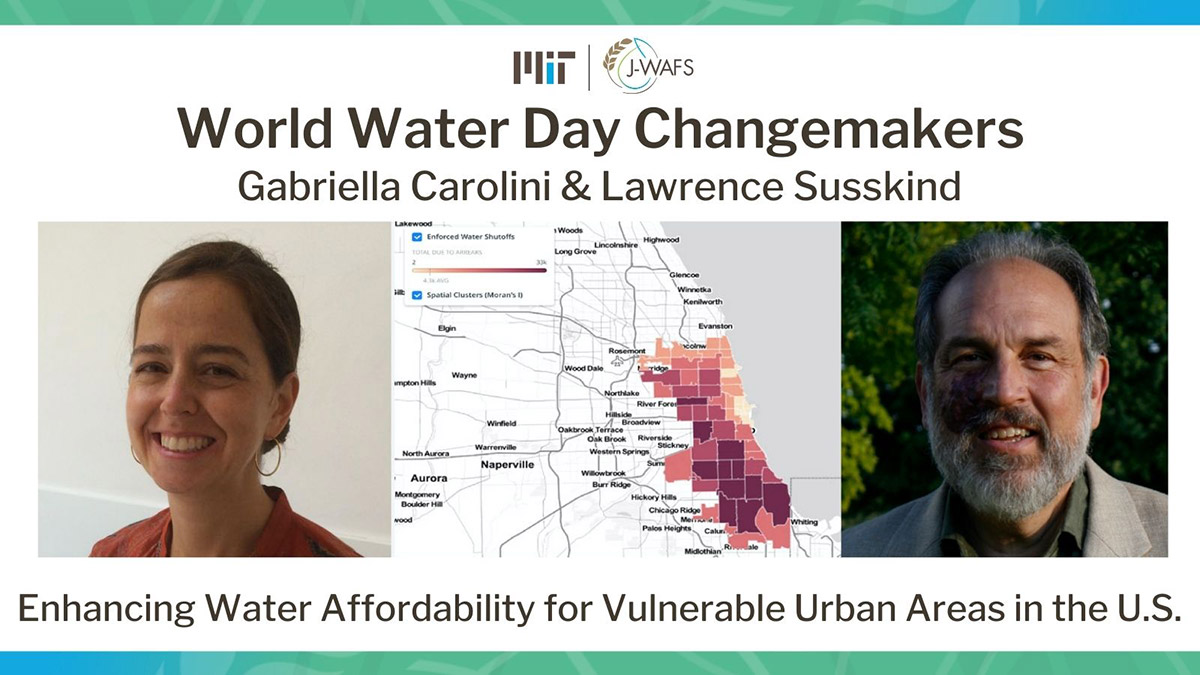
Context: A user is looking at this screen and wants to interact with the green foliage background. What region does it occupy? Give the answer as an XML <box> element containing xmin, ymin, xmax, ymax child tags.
<box><xmin>841</xmin><ymin>223</ymin><xmax>1167</xmax><ymax>524</ymax></box>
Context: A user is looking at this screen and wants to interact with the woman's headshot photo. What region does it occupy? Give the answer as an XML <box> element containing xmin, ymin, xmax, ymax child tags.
<box><xmin>39</xmin><ymin>223</ymin><xmax>390</xmax><ymax>557</ymax></box>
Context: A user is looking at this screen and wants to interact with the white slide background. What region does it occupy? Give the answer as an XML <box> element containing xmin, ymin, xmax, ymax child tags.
<box><xmin>1</xmin><ymin>26</ymin><xmax>1197</xmax><ymax>651</ymax></box>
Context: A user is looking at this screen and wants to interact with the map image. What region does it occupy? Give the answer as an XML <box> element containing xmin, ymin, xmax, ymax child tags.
<box><xmin>392</xmin><ymin>221</ymin><xmax>839</xmax><ymax>557</ymax></box>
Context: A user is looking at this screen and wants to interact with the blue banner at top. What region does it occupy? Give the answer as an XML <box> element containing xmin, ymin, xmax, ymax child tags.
<box><xmin>1</xmin><ymin>0</ymin><xmax>1199</xmax><ymax>25</ymax></box>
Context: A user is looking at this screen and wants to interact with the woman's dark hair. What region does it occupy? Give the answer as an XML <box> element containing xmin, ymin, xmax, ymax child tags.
<box><xmin>134</xmin><ymin>241</ymin><xmax>301</xmax><ymax>452</ymax></box>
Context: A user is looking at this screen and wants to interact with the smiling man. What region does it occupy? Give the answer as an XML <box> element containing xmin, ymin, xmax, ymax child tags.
<box><xmin>843</xmin><ymin>231</ymin><xmax>1167</xmax><ymax>557</ymax></box>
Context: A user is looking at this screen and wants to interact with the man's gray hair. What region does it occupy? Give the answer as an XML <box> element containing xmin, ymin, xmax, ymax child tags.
<box><xmin>914</xmin><ymin>230</ymin><xmax>1109</xmax><ymax>370</ymax></box>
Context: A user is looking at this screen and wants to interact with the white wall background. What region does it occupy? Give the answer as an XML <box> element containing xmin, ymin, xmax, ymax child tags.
<box><xmin>39</xmin><ymin>222</ymin><xmax>390</xmax><ymax>556</ymax></box>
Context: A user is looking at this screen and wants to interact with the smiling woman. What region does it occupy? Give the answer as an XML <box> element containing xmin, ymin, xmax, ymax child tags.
<box><xmin>89</xmin><ymin>241</ymin><xmax>361</xmax><ymax>557</ymax></box>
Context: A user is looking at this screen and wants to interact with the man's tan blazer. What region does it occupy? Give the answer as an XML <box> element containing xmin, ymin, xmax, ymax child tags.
<box><xmin>842</xmin><ymin>457</ymin><xmax>1167</xmax><ymax>557</ymax></box>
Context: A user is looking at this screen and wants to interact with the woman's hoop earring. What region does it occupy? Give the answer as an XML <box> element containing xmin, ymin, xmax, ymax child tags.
<box><xmin>130</xmin><ymin>445</ymin><xmax>142</xmax><ymax>465</ymax></box>
<box><xmin>257</xmin><ymin>438</ymin><xmax>282</xmax><ymax>477</ymax></box>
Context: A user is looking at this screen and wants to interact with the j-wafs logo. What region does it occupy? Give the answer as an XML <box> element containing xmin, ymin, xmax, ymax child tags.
<box><xmin>513</xmin><ymin>50</ymin><xmax>576</xmax><ymax>85</ymax></box>
<box><xmin>601</xmin><ymin>38</ymin><xmax>694</xmax><ymax>94</ymax></box>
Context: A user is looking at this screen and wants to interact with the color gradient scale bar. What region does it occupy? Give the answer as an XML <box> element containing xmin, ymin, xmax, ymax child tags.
<box><xmin>411</xmin><ymin>267</ymin><xmax>548</xmax><ymax>273</ymax></box>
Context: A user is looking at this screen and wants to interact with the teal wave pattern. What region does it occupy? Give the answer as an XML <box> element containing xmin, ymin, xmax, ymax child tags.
<box><xmin>1</xmin><ymin>653</ymin><xmax>1200</xmax><ymax>674</ymax></box>
<box><xmin>1</xmin><ymin>0</ymin><xmax>1198</xmax><ymax>24</ymax></box>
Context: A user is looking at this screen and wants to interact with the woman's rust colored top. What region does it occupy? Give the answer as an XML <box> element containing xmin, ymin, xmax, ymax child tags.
<box><xmin>89</xmin><ymin>487</ymin><xmax>361</xmax><ymax>557</ymax></box>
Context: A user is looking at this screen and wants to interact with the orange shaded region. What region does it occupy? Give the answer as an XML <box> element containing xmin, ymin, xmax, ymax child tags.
<box><xmin>664</xmin><ymin>449</ymin><xmax>691</xmax><ymax>482</ymax></box>
<box><xmin>755</xmin><ymin>506</ymin><xmax>791</xmax><ymax>549</ymax></box>
<box><xmin>727</xmin><ymin>531</ymin><xmax>767</xmax><ymax>550</ymax></box>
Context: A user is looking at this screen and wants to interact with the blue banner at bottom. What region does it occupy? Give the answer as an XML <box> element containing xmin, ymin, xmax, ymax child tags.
<box><xmin>1</xmin><ymin>652</ymin><xmax>1198</xmax><ymax>674</ymax></box>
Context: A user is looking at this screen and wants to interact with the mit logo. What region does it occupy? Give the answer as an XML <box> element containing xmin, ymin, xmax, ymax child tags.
<box><xmin>513</xmin><ymin>50</ymin><xmax>576</xmax><ymax>85</ymax></box>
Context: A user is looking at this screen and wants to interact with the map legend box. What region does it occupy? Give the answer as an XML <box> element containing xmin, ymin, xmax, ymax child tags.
<box><xmin>402</xmin><ymin>226</ymin><xmax>555</xmax><ymax>306</ymax></box>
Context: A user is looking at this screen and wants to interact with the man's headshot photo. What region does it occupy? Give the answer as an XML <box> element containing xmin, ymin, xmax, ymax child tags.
<box><xmin>841</xmin><ymin>223</ymin><xmax>1167</xmax><ymax>557</ymax></box>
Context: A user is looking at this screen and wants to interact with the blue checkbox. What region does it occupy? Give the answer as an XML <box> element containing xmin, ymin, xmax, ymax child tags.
<box><xmin>411</xmin><ymin>291</ymin><xmax>423</xmax><ymax>300</ymax></box>
<box><xmin>412</xmin><ymin>232</ymin><xmax>423</xmax><ymax>242</ymax></box>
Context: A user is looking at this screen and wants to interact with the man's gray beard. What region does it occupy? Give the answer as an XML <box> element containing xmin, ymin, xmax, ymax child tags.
<box><xmin>925</xmin><ymin>380</ymin><xmax>1092</xmax><ymax>523</ymax></box>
